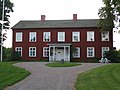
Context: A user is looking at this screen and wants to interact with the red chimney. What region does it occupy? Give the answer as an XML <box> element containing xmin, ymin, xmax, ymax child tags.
<box><xmin>41</xmin><ymin>15</ymin><xmax>46</xmax><ymax>22</ymax></box>
<box><xmin>73</xmin><ymin>14</ymin><xmax>77</xmax><ymax>21</ymax></box>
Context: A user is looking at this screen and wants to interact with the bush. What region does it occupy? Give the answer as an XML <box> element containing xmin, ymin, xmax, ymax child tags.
<box><xmin>10</xmin><ymin>51</ymin><xmax>22</xmax><ymax>61</ymax></box>
<box><xmin>104</xmin><ymin>50</ymin><xmax>120</xmax><ymax>63</ymax></box>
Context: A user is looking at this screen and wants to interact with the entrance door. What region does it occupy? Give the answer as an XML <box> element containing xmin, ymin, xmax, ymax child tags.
<box><xmin>56</xmin><ymin>49</ymin><xmax>64</xmax><ymax>61</ymax></box>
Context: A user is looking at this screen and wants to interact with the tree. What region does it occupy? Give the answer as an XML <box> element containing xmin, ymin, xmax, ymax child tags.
<box><xmin>98</xmin><ymin>0</ymin><xmax>120</xmax><ymax>31</ymax></box>
<box><xmin>0</xmin><ymin>0</ymin><xmax>14</xmax><ymax>41</ymax></box>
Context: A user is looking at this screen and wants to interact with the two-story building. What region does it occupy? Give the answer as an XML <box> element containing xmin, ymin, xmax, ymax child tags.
<box><xmin>12</xmin><ymin>14</ymin><xmax>113</xmax><ymax>62</ymax></box>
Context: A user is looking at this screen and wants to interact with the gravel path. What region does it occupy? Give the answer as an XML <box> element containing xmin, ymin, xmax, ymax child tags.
<box><xmin>4</xmin><ymin>62</ymin><xmax>105</xmax><ymax>90</ymax></box>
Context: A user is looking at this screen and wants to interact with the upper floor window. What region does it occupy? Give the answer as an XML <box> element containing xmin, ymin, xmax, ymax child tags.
<box><xmin>43</xmin><ymin>47</ymin><xmax>49</xmax><ymax>57</ymax></box>
<box><xmin>87</xmin><ymin>47</ymin><xmax>95</xmax><ymax>57</ymax></box>
<box><xmin>29</xmin><ymin>47</ymin><xmax>36</xmax><ymax>57</ymax></box>
<box><xmin>58</xmin><ymin>32</ymin><xmax>65</xmax><ymax>42</ymax></box>
<box><xmin>72</xmin><ymin>32</ymin><xmax>80</xmax><ymax>42</ymax></box>
<box><xmin>16</xmin><ymin>32</ymin><xmax>22</xmax><ymax>42</ymax></box>
<box><xmin>101</xmin><ymin>31</ymin><xmax>109</xmax><ymax>41</ymax></box>
<box><xmin>29</xmin><ymin>32</ymin><xmax>36</xmax><ymax>42</ymax></box>
<box><xmin>43</xmin><ymin>32</ymin><xmax>51</xmax><ymax>42</ymax></box>
<box><xmin>15</xmin><ymin>47</ymin><xmax>22</xmax><ymax>57</ymax></box>
<box><xmin>87</xmin><ymin>31</ymin><xmax>95</xmax><ymax>41</ymax></box>
<box><xmin>73</xmin><ymin>47</ymin><xmax>80</xmax><ymax>58</ymax></box>
<box><xmin>102</xmin><ymin>47</ymin><xmax>109</xmax><ymax>57</ymax></box>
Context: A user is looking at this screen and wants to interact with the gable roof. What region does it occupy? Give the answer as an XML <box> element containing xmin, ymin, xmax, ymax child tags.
<box><xmin>12</xmin><ymin>19</ymin><xmax>99</xmax><ymax>29</ymax></box>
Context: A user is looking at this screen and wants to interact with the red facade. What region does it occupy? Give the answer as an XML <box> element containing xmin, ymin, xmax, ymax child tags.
<box><xmin>12</xmin><ymin>15</ymin><xmax>113</xmax><ymax>62</ymax></box>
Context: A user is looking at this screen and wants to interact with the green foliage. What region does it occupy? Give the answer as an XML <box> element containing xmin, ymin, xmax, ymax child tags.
<box><xmin>104</xmin><ymin>50</ymin><xmax>120</xmax><ymax>63</ymax></box>
<box><xmin>98</xmin><ymin>0</ymin><xmax>120</xmax><ymax>31</ymax></box>
<box><xmin>10</xmin><ymin>51</ymin><xmax>22</xmax><ymax>61</ymax></box>
<box><xmin>3</xmin><ymin>47</ymin><xmax>12</xmax><ymax>61</ymax></box>
<box><xmin>0</xmin><ymin>62</ymin><xmax>30</xmax><ymax>90</ymax></box>
<box><xmin>76</xmin><ymin>64</ymin><xmax>120</xmax><ymax>90</ymax></box>
<box><xmin>46</xmin><ymin>62</ymin><xmax>81</xmax><ymax>67</ymax></box>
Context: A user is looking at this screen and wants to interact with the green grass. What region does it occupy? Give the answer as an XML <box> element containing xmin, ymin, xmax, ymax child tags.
<box><xmin>76</xmin><ymin>63</ymin><xmax>120</xmax><ymax>90</ymax></box>
<box><xmin>0</xmin><ymin>62</ymin><xmax>30</xmax><ymax>90</ymax></box>
<box><xmin>46</xmin><ymin>62</ymin><xmax>81</xmax><ymax>67</ymax></box>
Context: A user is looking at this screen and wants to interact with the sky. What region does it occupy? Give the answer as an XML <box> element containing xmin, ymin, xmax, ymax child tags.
<box><xmin>3</xmin><ymin>0</ymin><xmax>120</xmax><ymax>50</ymax></box>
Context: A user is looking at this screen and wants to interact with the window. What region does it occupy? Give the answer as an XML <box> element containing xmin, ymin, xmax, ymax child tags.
<box><xmin>29</xmin><ymin>32</ymin><xmax>36</xmax><ymax>42</ymax></box>
<box><xmin>15</xmin><ymin>47</ymin><xmax>22</xmax><ymax>56</ymax></box>
<box><xmin>58</xmin><ymin>32</ymin><xmax>65</xmax><ymax>42</ymax></box>
<box><xmin>87</xmin><ymin>31</ymin><xmax>95</xmax><ymax>41</ymax></box>
<box><xmin>43</xmin><ymin>47</ymin><xmax>49</xmax><ymax>57</ymax></box>
<box><xmin>102</xmin><ymin>47</ymin><xmax>109</xmax><ymax>57</ymax></box>
<box><xmin>16</xmin><ymin>32</ymin><xmax>22</xmax><ymax>42</ymax></box>
<box><xmin>73</xmin><ymin>47</ymin><xmax>80</xmax><ymax>58</ymax></box>
<box><xmin>101</xmin><ymin>31</ymin><xmax>109</xmax><ymax>41</ymax></box>
<box><xmin>43</xmin><ymin>32</ymin><xmax>51</xmax><ymax>42</ymax></box>
<box><xmin>87</xmin><ymin>47</ymin><xmax>95</xmax><ymax>57</ymax></box>
<box><xmin>72</xmin><ymin>32</ymin><xmax>80</xmax><ymax>42</ymax></box>
<box><xmin>29</xmin><ymin>47</ymin><xmax>36</xmax><ymax>57</ymax></box>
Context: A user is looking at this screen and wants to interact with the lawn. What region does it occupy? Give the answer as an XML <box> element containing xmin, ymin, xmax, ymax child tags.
<box><xmin>46</xmin><ymin>62</ymin><xmax>81</xmax><ymax>67</ymax></box>
<box><xmin>0</xmin><ymin>62</ymin><xmax>30</xmax><ymax>90</ymax></box>
<box><xmin>76</xmin><ymin>63</ymin><xmax>120</xmax><ymax>90</ymax></box>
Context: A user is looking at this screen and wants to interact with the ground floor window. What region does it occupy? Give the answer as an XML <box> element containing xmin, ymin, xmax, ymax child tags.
<box><xmin>102</xmin><ymin>47</ymin><xmax>109</xmax><ymax>57</ymax></box>
<box><xmin>15</xmin><ymin>47</ymin><xmax>22</xmax><ymax>56</ymax></box>
<box><xmin>43</xmin><ymin>47</ymin><xmax>49</xmax><ymax>57</ymax></box>
<box><xmin>87</xmin><ymin>47</ymin><xmax>95</xmax><ymax>57</ymax></box>
<box><xmin>73</xmin><ymin>47</ymin><xmax>80</xmax><ymax>58</ymax></box>
<box><xmin>29</xmin><ymin>47</ymin><xmax>36</xmax><ymax>57</ymax></box>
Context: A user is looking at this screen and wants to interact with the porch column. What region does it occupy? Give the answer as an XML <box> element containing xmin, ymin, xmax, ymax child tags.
<box><xmin>53</xmin><ymin>46</ymin><xmax>55</xmax><ymax>61</ymax></box>
<box><xmin>64</xmin><ymin>46</ymin><xmax>66</xmax><ymax>61</ymax></box>
<box><xmin>49</xmin><ymin>46</ymin><xmax>51</xmax><ymax>62</ymax></box>
<box><xmin>68</xmin><ymin>46</ymin><xmax>70</xmax><ymax>61</ymax></box>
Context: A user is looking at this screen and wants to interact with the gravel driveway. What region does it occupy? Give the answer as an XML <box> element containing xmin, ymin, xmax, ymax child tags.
<box><xmin>5</xmin><ymin>62</ymin><xmax>105</xmax><ymax>90</ymax></box>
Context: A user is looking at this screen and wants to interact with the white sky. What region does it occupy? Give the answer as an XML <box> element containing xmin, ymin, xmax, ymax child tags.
<box><xmin>3</xmin><ymin>0</ymin><xmax>120</xmax><ymax>50</ymax></box>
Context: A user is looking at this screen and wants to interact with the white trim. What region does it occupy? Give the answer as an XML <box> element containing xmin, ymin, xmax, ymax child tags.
<box><xmin>72</xmin><ymin>32</ymin><xmax>80</xmax><ymax>42</ymax></box>
<box><xmin>16</xmin><ymin>32</ymin><xmax>22</xmax><ymax>42</ymax></box>
<box><xmin>102</xmin><ymin>47</ymin><xmax>110</xmax><ymax>57</ymax></box>
<box><xmin>43</xmin><ymin>32</ymin><xmax>51</xmax><ymax>42</ymax></box>
<box><xmin>73</xmin><ymin>47</ymin><xmax>80</xmax><ymax>58</ymax></box>
<box><xmin>43</xmin><ymin>47</ymin><xmax>49</xmax><ymax>57</ymax></box>
<box><xmin>15</xmin><ymin>47</ymin><xmax>22</xmax><ymax>57</ymax></box>
<box><xmin>29</xmin><ymin>47</ymin><xmax>36</xmax><ymax>57</ymax></box>
<box><xmin>58</xmin><ymin>32</ymin><xmax>65</xmax><ymax>42</ymax></box>
<box><xmin>101</xmin><ymin>31</ymin><xmax>109</xmax><ymax>41</ymax></box>
<box><xmin>29</xmin><ymin>32</ymin><xmax>36</xmax><ymax>42</ymax></box>
<box><xmin>87</xmin><ymin>31</ymin><xmax>95</xmax><ymax>41</ymax></box>
<box><xmin>87</xmin><ymin>47</ymin><xmax>95</xmax><ymax>57</ymax></box>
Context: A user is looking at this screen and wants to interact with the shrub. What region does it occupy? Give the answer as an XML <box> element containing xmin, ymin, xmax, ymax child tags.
<box><xmin>10</xmin><ymin>51</ymin><xmax>22</xmax><ymax>61</ymax></box>
<box><xmin>104</xmin><ymin>50</ymin><xmax>120</xmax><ymax>63</ymax></box>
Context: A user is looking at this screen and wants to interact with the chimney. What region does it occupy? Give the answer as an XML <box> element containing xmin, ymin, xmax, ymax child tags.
<box><xmin>41</xmin><ymin>15</ymin><xmax>46</xmax><ymax>22</ymax></box>
<box><xmin>73</xmin><ymin>14</ymin><xmax>77</xmax><ymax>21</ymax></box>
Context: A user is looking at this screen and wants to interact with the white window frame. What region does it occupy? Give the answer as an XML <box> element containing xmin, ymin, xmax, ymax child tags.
<box><xmin>102</xmin><ymin>47</ymin><xmax>110</xmax><ymax>57</ymax></box>
<box><xmin>87</xmin><ymin>47</ymin><xmax>95</xmax><ymax>57</ymax></box>
<box><xmin>58</xmin><ymin>32</ymin><xmax>65</xmax><ymax>42</ymax></box>
<box><xmin>29</xmin><ymin>32</ymin><xmax>36</xmax><ymax>42</ymax></box>
<box><xmin>29</xmin><ymin>47</ymin><xmax>36</xmax><ymax>57</ymax></box>
<box><xmin>43</xmin><ymin>47</ymin><xmax>49</xmax><ymax>57</ymax></box>
<box><xmin>72</xmin><ymin>32</ymin><xmax>80</xmax><ymax>42</ymax></box>
<box><xmin>87</xmin><ymin>31</ymin><xmax>95</xmax><ymax>41</ymax></box>
<box><xmin>101</xmin><ymin>31</ymin><xmax>109</xmax><ymax>41</ymax></box>
<box><xmin>16</xmin><ymin>32</ymin><xmax>22</xmax><ymax>42</ymax></box>
<box><xmin>15</xmin><ymin>47</ymin><xmax>22</xmax><ymax>57</ymax></box>
<box><xmin>43</xmin><ymin>32</ymin><xmax>51</xmax><ymax>42</ymax></box>
<box><xmin>73</xmin><ymin>47</ymin><xmax>80</xmax><ymax>58</ymax></box>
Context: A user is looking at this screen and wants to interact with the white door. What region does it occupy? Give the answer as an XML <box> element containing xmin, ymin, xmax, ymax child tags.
<box><xmin>56</xmin><ymin>49</ymin><xmax>64</xmax><ymax>61</ymax></box>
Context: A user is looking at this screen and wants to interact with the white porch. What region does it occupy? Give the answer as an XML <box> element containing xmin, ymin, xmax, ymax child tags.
<box><xmin>48</xmin><ymin>44</ymin><xmax>71</xmax><ymax>62</ymax></box>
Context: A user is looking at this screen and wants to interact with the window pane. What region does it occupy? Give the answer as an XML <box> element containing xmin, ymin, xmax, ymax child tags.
<box><xmin>102</xmin><ymin>47</ymin><xmax>109</xmax><ymax>57</ymax></box>
<box><xmin>29</xmin><ymin>47</ymin><xmax>36</xmax><ymax>57</ymax></box>
<box><xmin>16</xmin><ymin>32</ymin><xmax>22</xmax><ymax>42</ymax></box>
<box><xmin>29</xmin><ymin>32</ymin><xmax>36</xmax><ymax>42</ymax></box>
<box><xmin>87</xmin><ymin>47</ymin><xmax>94</xmax><ymax>57</ymax></box>
<box><xmin>101</xmin><ymin>31</ymin><xmax>109</xmax><ymax>41</ymax></box>
<box><xmin>73</xmin><ymin>47</ymin><xmax>80</xmax><ymax>58</ymax></box>
<box><xmin>43</xmin><ymin>32</ymin><xmax>50</xmax><ymax>42</ymax></box>
<box><xmin>43</xmin><ymin>47</ymin><xmax>49</xmax><ymax>57</ymax></box>
<box><xmin>58</xmin><ymin>32</ymin><xmax>65</xmax><ymax>42</ymax></box>
<box><xmin>72</xmin><ymin>32</ymin><xmax>80</xmax><ymax>42</ymax></box>
<box><xmin>87</xmin><ymin>31</ymin><xmax>94</xmax><ymax>41</ymax></box>
<box><xmin>15</xmin><ymin>47</ymin><xmax>22</xmax><ymax>56</ymax></box>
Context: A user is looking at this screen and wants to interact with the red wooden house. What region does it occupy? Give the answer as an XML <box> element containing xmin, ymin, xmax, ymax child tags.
<box><xmin>12</xmin><ymin>14</ymin><xmax>113</xmax><ymax>62</ymax></box>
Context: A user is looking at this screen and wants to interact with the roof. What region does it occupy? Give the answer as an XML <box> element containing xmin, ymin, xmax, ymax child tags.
<box><xmin>12</xmin><ymin>19</ymin><xmax>99</xmax><ymax>29</ymax></box>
